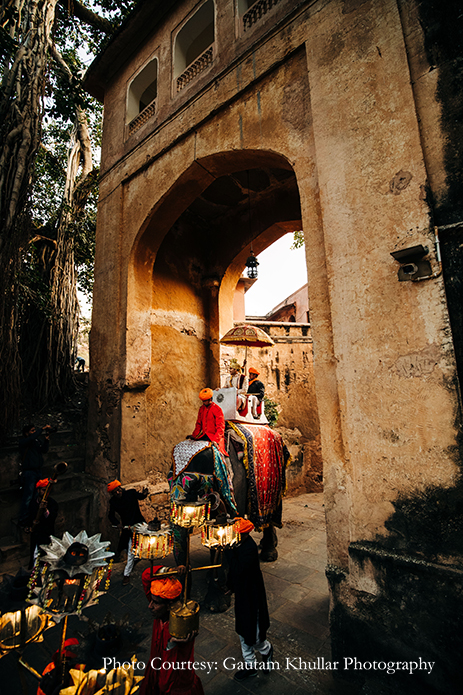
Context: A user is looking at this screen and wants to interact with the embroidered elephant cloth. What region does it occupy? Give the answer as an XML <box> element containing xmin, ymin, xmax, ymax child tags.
<box><xmin>226</xmin><ymin>422</ymin><xmax>287</xmax><ymax>529</ymax></box>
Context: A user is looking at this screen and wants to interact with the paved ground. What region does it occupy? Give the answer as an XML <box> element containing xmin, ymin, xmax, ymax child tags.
<box><xmin>0</xmin><ymin>493</ymin><xmax>362</xmax><ymax>694</ymax></box>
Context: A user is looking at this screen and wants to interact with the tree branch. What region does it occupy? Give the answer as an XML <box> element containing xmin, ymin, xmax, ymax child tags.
<box><xmin>58</xmin><ymin>0</ymin><xmax>113</xmax><ymax>34</ymax></box>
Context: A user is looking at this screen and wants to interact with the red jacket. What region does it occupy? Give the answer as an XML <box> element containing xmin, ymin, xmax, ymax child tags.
<box><xmin>190</xmin><ymin>402</ymin><xmax>226</xmax><ymax>455</ymax></box>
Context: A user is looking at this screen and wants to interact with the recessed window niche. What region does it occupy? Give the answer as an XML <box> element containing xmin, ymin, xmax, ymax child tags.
<box><xmin>174</xmin><ymin>0</ymin><xmax>215</xmax><ymax>93</ymax></box>
<box><xmin>127</xmin><ymin>58</ymin><xmax>158</xmax><ymax>134</ymax></box>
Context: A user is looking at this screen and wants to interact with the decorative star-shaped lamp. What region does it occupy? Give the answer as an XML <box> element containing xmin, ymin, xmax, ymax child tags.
<box><xmin>27</xmin><ymin>530</ymin><xmax>114</xmax><ymax>618</ymax></box>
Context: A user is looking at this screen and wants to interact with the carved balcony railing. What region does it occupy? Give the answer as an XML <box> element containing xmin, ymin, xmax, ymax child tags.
<box><xmin>128</xmin><ymin>99</ymin><xmax>157</xmax><ymax>135</ymax></box>
<box><xmin>176</xmin><ymin>45</ymin><xmax>214</xmax><ymax>93</ymax></box>
<box><xmin>243</xmin><ymin>0</ymin><xmax>282</xmax><ymax>31</ymax></box>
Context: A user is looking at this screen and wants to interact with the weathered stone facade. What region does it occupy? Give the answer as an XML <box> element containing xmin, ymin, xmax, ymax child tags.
<box><xmin>85</xmin><ymin>0</ymin><xmax>463</xmax><ymax>690</ymax></box>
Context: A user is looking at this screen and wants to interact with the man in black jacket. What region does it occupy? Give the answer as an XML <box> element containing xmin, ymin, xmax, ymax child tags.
<box><xmin>107</xmin><ymin>480</ymin><xmax>148</xmax><ymax>585</ymax></box>
<box><xmin>18</xmin><ymin>424</ymin><xmax>51</xmax><ymax>529</ymax></box>
<box><xmin>226</xmin><ymin>517</ymin><xmax>273</xmax><ymax>681</ymax></box>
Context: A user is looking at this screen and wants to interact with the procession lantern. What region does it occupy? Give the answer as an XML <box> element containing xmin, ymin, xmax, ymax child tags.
<box><xmin>201</xmin><ymin>516</ymin><xmax>241</xmax><ymax>549</ymax></box>
<box><xmin>0</xmin><ymin>606</ymin><xmax>53</xmax><ymax>658</ymax></box>
<box><xmin>167</xmin><ymin>500</ymin><xmax>211</xmax><ymax>639</ymax></box>
<box><xmin>27</xmin><ymin>530</ymin><xmax>114</xmax><ymax>618</ymax></box>
<box><xmin>132</xmin><ymin>522</ymin><xmax>173</xmax><ymax>560</ymax></box>
<box><xmin>170</xmin><ymin>500</ymin><xmax>210</xmax><ymax>528</ymax></box>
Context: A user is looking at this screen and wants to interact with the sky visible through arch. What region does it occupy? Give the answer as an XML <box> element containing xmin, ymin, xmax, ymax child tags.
<box><xmin>244</xmin><ymin>233</ymin><xmax>308</xmax><ymax>317</ymax></box>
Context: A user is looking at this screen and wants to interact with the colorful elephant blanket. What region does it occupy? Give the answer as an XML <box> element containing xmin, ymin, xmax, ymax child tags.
<box><xmin>169</xmin><ymin>440</ymin><xmax>237</xmax><ymax>515</ymax></box>
<box><xmin>227</xmin><ymin>422</ymin><xmax>287</xmax><ymax>530</ymax></box>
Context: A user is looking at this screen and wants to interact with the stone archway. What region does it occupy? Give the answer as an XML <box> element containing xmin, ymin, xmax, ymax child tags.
<box><xmin>124</xmin><ymin>150</ymin><xmax>320</xmax><ymax>480</ymax></box>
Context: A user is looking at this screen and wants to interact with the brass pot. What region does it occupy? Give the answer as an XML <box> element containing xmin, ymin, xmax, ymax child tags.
<box><xmin>169</xmin><ymin>600</ymin><xmax>200</xmax><ymax>639</ymax></box>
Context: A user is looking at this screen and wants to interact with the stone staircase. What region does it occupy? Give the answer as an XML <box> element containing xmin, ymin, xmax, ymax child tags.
<box><xmin>0</xmin><ymin>422</ymin><xmax>96</xmax><ymax>577</ymax></box>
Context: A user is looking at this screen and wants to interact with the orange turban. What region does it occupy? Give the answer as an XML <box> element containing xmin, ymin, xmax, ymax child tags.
<box><xmin>199</xmin><ymin>388</ymin><xmax>213</xmax><ymax>401</ymax></box>
<box><xmin>36</xmin><ymin>479</ymin><xmax>49</xmax><ymax>489</ymax></box>
<box><xmin>234</xmin><ymin>517</ymin><xmax>254</xmax><ymax>534</ymax></box>
<box><xmin>249</xmin><ymin>367</ymin><xmax>259</xmax><ymax>376</ymax></box>
<box><xmin>150</xmin><ymin>576</ymin><xmax>182</xmax><ymax>600</ymax></box>
<box><xmin>107</xmin><ymin>480</ymin><xmax>121</xmax><ymax>492</ymax></box>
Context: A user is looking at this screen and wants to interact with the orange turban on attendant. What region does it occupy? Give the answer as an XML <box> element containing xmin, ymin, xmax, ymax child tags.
<box><xmin>150</xmin><ymin>576</ymin><xmax>182</xmax><ymax>600</ymax></box>
<box><xmin>107</xmin><ymin>480</ymin><xmax>121</xmax><ymax>492</ymax></box>
<box><xmin>249</xmin><ymin>367</ymin><xmax>259</xmax><ymax>376</ymax></box>
<box><xmin>36</xmin><ymin>479</ymin><xmax>49</xmax><ymax>489</ymax></box>
<box><xmin>234</xmin><ymin>517</ymin><xmax>254</xmax><ymax>535</ymax></box>
<box><xmin>199</xmin><ymin>388</ymin><xmax>213</xmax><ymax>401</ymax></box>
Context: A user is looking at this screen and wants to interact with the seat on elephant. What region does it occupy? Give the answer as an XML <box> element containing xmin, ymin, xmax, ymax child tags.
<box><xmin>212</xmin><ymin>387</ymin><xmax>268</xmax><ymax>425</ymax></box>
<box><xmin>226</xmin><ymin>422</ymin><xmax>287</xmax><ymax>530</ymax></box>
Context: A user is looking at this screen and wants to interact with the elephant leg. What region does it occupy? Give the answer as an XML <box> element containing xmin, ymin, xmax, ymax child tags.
<box><xmin>203</xmin><ymin>548</ymin><xmax>231</xmax><ymax>613</ymax></box>
<box><xmin>260</xmin><ymin>524</ymin><xmax>278</xmax><ymax>562</ymax></box>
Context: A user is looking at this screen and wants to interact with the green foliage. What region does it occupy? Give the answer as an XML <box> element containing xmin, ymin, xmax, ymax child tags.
<box><xmin>74</xmin><ymin>178</ymin><xmax>98</xmax><ymax>297</ymax></box>
<box><xmin>0</xmin><ymin>0</ymin><xmax>140</xmax><ymax>425</ymax></box>
<box><xmin>264</xmin><ymin>395</ymin><xmax>279</xmax><ymax>427</ymax></box>
<box><xmin>19</xmin><ymin>244</ymin><xmax>53</xmax><ymax>318</ymax></box>
<box><xmin>291</xmin><ymin>230</ymin><xmax>305</xmax><ymax>249</ymax></box>
<box><xmin>30</xmin><ymin>105</ymin><xmax>103</xmax><ymax>299</ymax></box>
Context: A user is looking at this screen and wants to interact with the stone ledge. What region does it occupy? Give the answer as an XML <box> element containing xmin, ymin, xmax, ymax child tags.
<box><xmin>349</xmin><ymin>541</ymin><xmax>463</xmax><ymax>579</ymax></box>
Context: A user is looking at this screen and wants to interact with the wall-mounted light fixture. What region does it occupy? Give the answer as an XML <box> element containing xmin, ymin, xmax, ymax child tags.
<box><xmin>390</xmin><ymin>244</ymin><xmax>433</xmax><ymax>281</ymax></box>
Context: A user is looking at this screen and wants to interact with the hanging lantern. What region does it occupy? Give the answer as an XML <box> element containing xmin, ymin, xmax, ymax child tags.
<box><xmin>27</xmin><ymin>530</ymin><xmax>114</xmax><ymax>618</ymax></box>
<box><xmin>201</xmin><ymin>517</ymin><xmax>241</xmax><ymax>549</ymax></box>
<box><xmin>132</xmin><ymin>523</ymin><xmax>173</xmax><ymax>559</ymax></box>
<box><xmin>170</xmin><ymin>500</ymin><xmax>210</xmax><ymax>528</ymax></box>
<box><xmin>0</xmin><ymin>605</ymin><xmax>53</xmax><ymax>658</ymax></box>
<box><xmin>245</xmin><ymin>252</ymin><xmax>259</xmax><ymax>279</ymax></box>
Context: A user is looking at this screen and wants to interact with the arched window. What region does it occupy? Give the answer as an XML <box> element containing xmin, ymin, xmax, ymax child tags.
<box><xmin>127</xmin><ymin>58</ymin><xmax>158</xmax><ymax>134</ymax></box>
<box><xmin>174</xmin><ymin>0</ymin><xmax>215</xmax><ymax>93</ymax></box>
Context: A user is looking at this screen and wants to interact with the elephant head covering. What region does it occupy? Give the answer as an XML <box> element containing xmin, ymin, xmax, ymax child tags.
<box><xmin>107</xmin><ymin>479</ymin><xmax>121</xmax><ymax>492</ymax></box>
<box><xmin>199</xmin><ymin>388</ymin><xmax>213</xmax><ymax>401</ymax></box>
<box><xmin>234</xmin><ymin>517</ymin><xmax>254</xmax><ymax>535</ymax></box>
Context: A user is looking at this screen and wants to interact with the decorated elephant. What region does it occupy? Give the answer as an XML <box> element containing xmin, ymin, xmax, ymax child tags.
<box><xmin>168</xmin><ymin>414</ymin><xmax>289</xmax><ymax>611</ymax></box>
